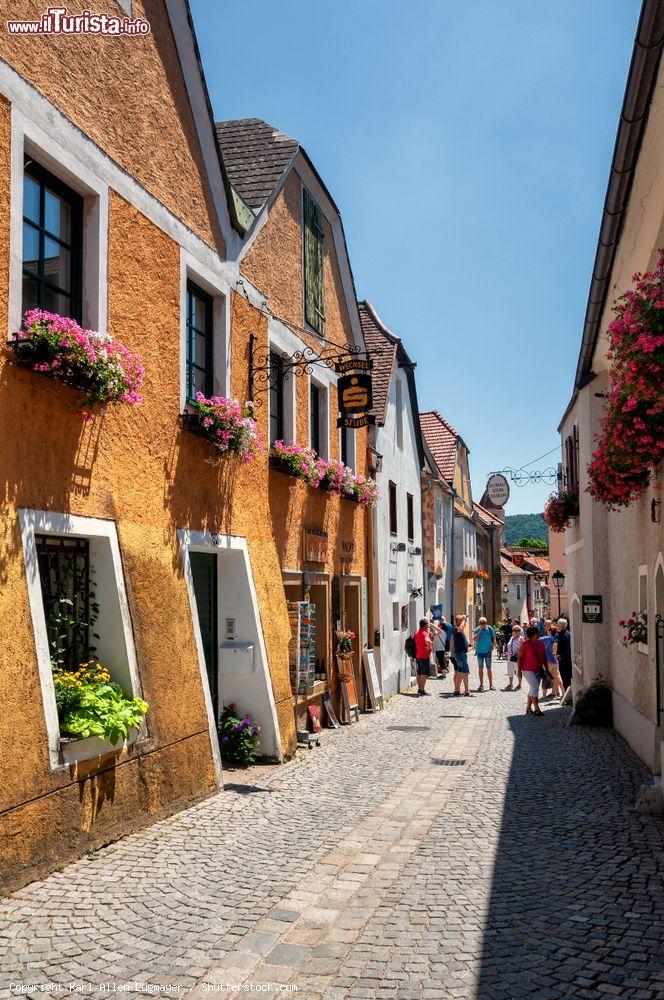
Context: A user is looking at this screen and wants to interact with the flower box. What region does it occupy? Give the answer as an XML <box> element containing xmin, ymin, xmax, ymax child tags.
<box><xmin>59</xmin><ymin>726</ymin><xmax>139</xmax><ymax>766</ymax></box>
<box><xmin>269</xmin><ymin>443</ymin><xmax>380</xmax><ymax>508</ymax></box>
<box><xmin>543</xmin><ymin>491</ymin><xmax>579</xmax><ymax>532</ymax></box>
<box><xmin>10</xmin><ymin>310</ymin><xmax>144</xmax><ymax>409</ymax></box>
<box><xmin>183</xmin><ymin>394</ymin><xmax>262</xmax><ymax>461</ymax></box>
<box><xmin>587</xmin><ymin>250</ymin><xmax>664</xmax><ymax>509</ymax></box>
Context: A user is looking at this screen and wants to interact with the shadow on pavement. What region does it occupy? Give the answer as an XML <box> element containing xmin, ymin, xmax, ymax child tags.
<box><xmin>476</xmin><ymin>705</ymin><xmax>664</xmax><ymax>997</ymax></box>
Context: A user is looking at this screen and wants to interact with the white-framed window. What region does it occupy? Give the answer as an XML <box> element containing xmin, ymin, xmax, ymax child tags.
<box><xmin>434</xmin><ymin>495</ymin><xmax>443</xmax><ymax>547</ymax></box>
<box><xmin>392</xmin><ymin>601</ymin><xmax>400</xmax><ymax>632</ymax></box>
<box><xmin>395</xmin><ymin>376</ymin><xmax>404</xmax><ymax>450</ymax></box>
<box><xmin>179</xmin><ymin>250</ymin><xmax>230</xmax><ymax>411</ymax></box>
<box><xmin>516</xmin><ymin>584</ymin><xmax>521</xmax><ymax>601</ymax></box>
<box><xmin>10</xmin><ymin>114</ymin><xmax>108</xmax><ymax>337</ymax></box>
<box><xmin>639</xmin><ymin>564</ymin><xmax>648</xmax><ymax>653</ymax></box>
<box><xmin>310</xmin><ymin>377</ymin><xmax>329</xmax><ymax>459</ymax></box>
<box><xmin>18</xmin><ymin>509</ymin><xmax>143</xmax><ymax>769</ymax></box>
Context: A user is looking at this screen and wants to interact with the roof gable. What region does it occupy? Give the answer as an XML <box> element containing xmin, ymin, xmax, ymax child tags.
<box><xmin>419</xmin><ymin>410</ymin><xmax>458</xmax><ymax>484</ymax></box>
<box><xmin>215</xmin><ymin>118</ymin><xmax>299</xmax><ymax>211</ymax></box>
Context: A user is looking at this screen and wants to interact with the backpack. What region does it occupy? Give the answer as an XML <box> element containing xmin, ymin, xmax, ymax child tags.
<box><xmin>404</xmin><ymin>635</ymin><xmax>417</xmax><ymax>658</ymax></box>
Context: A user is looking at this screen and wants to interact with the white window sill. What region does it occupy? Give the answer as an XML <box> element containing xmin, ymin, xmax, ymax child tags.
<box><xmin>638</xmin><ymin>642</ymin><xmax>649</xmax><ymax>655</ymax></box>
<box><xmin>60</xmin><ymin>726</ymin><xmax>139</xmax><ymax>766</ymax></box>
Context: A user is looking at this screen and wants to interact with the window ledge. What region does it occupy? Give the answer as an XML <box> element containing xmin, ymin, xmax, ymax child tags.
<box><xmin>60</xmin><ymin>726</ymin><xmax>139</xmax><ymax>766</ymax></box>
<box><xmin>638</xmin><ymin>642</ymin><xmax>649</xmax><ymax>655</ymax></box>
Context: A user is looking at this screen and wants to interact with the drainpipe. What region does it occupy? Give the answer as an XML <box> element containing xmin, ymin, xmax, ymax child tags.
<box><xmin>421</xmin><ymin>472</ymin><xmax>432</xmax><ymax>612</ymax></box>
<box><xmin>449</xmin><ymin>489</ymin><xmax>457</xmax><ymax>620</ymax></box>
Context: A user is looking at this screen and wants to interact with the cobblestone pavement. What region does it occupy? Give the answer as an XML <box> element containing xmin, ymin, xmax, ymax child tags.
<box><xmin>2</xmin><ymin>656</ymin><xmax>664</xmax><ymax>999</ymax></box>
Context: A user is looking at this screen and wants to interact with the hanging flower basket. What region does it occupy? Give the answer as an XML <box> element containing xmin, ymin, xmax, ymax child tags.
<box><xmin>10</xmin><ymin>309</ymin><xmax>144</xmax><ymax>409</ymax></box>
<box><xmin>543</xmin><ymin>490</ymin><xmax>579</xmax><ymax>532</ymax></box>
<box><xmin>184</xmin><ymin>393</ymin><xmax>262</xmax><ymax>461</ymax></box>
<box><xmin>619</xmin><ymin>611</ymin><xmax>647</xmax><ymax>647</ymax></box>
<box><xmin>271</xmin><ymin>440</ymin><xmax>322</xmax><ymax>485</ymax></box>
<box><xmin>587</xmin><ymin>250</ymin><xmax>664</xmax><ymax>509</ymax></box>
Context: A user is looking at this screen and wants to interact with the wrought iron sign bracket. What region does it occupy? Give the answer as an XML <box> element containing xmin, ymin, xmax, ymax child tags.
<box><xmin>248</xmin><ymin>333</ymin><xmax>374</xmax><ymax>400</ymax></box>
<box><xmin>491</xmin><ymin>466</ymin><xmax>558</xmax><ymax>487</ymax></box>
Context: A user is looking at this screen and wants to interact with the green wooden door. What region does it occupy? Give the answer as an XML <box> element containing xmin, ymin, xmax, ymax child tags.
<box><xmin>190</xmin><ymin>551</ymin><xmax>219</xmax><ymax>721</ymax></box>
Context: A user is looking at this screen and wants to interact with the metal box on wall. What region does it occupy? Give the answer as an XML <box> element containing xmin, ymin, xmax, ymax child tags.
<box><xmin>219</xmin><ymin>642</ymin><xmax>254</xmax><ymax>674</ymax></box>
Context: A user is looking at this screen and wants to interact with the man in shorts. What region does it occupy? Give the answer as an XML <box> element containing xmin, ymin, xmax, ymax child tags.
<box><xmin>414</xmin><ymin>618</ymin><xmax>433</xmax><ymax>696</ymax></box>
<box><xmin>451</xmin><ymin>614</ymin><xmax>472</xmax><ymax>696</ymax></box>
<box><xmin>472</xmin><ymin>617</ymin><xmax>496</xmax><ymax>692</ymax></box>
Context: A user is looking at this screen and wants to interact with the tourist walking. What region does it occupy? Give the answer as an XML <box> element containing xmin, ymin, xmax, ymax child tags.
<box><xmin>472</xmin><ymin>617</ymin><xmax>496</xmax><ymax>691</ymax></box>
<box><xmin>505</xmin><ymin>624</ymin><xmax>524</xmax><ymax>690</ymax></box>
<box><xmin>414</xmin><ymin>618</ymin><xmax>433</xmax><ymax>696</ymax></box>
<box><xmin>497</xmin><ymin>617</ymin><xmax>512</xmax><ymax>659</ymax></box>
<box><xmin>432</xmin><ymin>622</ymin><xmax>448</xmax><ymax>678</ymax></box>
<box><xmin>451</xmin><ymin>614</ymin><xmax>472</xmax><ymax>697</ymax></box>
<box><xmin>556</xmin><ymin>617</ymin><xmax>572</xmax><ymax>692</ymax></box>
<box><xmin>517</xmin><ymin>625</ymin><xmax>549</xmax><ymax>715</ymax></box>
<box><xmin>542</xmin><ymin>621</ymin><xmax>565</xmax><ymax>698</ymax></box>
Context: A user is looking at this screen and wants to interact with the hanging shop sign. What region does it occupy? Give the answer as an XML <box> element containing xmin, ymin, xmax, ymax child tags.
<box><xmin>486</xmin><ymin>473</ymin><xmax>510</xmax><ymax>508</ymax></box>
<box><xmin>512</xmin><ymin>553</ymin><xmax>525</xmax><ymax>568</ymax></box>
<box><xmin>303</xmin><ymin>528</ymin><xmax>328</xmax><ymax>564</ymax></box>
<box><xmin>337</xmin><ymin>373</ymin><xmax>375</xmax><ymax>429</ymax></box>
<box><xmin>335</xmin><ymin>357</ymin><xmax>373</xmax><ymax>374</ymax></box>
<box><xmin>582</xmin><ymin>595</ymin><xmax>603</xmax><ymax>623</ymax></box>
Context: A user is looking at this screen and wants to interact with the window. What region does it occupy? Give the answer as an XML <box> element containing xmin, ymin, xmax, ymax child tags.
<box><xmin>395</xmin><ymin>377</ymin><xmax>404</xmax><ymax>449</ymax></box>
<box><xmin>310</xmin><ymin>382</ymin><xmax>321</xmax><ymax>454</ymax></box>
<box><xmin>22</xmin><ymin>158</ymin><xmax>83</xmax><ymax>321</ymax></box>
<box><xmin>303</xmin><ymin>188</ymin><xmax>325</xmax><ymax>334</ymax></box>
<box><xmin>565</xmin><ymin>426</ymin><xmax>580</xmax><ymax>493</ymax></box>
<box><xmin>36</xmin><ymin>535</ymin><xmax>91</xmax><ymax>670</ymax></box>
<box><xmin>186</xmin><ymin>281</ymin><xmax>213</xmax><ymax>402</ymax></box>
<box><xmin>407</xmin><ymin>493</ymin><xmax>414</xmax><ymax>542</ymax></box>
<box><xmin>389</xmin><ymin>481</ymin><xmax>398</xmax><ymax>535</ymax></box>
<box><xmin>639</xmin><ymin>566</ymin><xmax>648</xmax><ymax>651</ymax></box>
<box><xmin>516</xmin><ymin>584</ymin><xmax>521</xmax><ymax>600</ymax></box>
<box><xmin>392</xmin><ymin>601</ymin><xmax>400</xmax><ymax>631</ymax></box>
<box><xmin>269</xmin><ymin>351</ymin><xmax>285</xmax><ymax>445</ymax></box>
<box><xmin>340</xmin><ymin>425</ymin><xmax>356</xmax><ymax>471</ymax></box>
<box><xmin>435</xmin><ymin>496</ymin><xmax>443</xmax><ymax>546</ymax></box>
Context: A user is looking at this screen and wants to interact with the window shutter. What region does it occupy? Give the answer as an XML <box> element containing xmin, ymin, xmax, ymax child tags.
<box><xmin>303</xmin><ymin>188</ymin><xmax>325</xmax><ymax>334</ymax></box>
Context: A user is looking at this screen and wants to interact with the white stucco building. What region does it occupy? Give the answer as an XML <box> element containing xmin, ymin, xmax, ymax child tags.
<box><xmin>557</xmin><ymin>4</ymin><xmax>664</xmax><ymax>775</ymax></box>
<box><xmin>360</xmin><ymin>301</ymin><xmax>424</xmax><ymax>698</ymax></box>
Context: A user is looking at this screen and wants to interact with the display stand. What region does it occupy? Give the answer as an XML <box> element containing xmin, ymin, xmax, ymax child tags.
<box><xmin>362</xmin><ymin>649</ymin><xmax>384</xmax><ymax>711</ymax></box>
<box><xmin>337</xmin><ymin>656</ymin><xmax>360</xmax><ymax>723</ymax></box>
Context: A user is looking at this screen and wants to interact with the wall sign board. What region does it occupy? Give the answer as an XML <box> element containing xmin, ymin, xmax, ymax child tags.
<box><xmin>303</xmin><ymin>528</ymin><xmax>328</xmax><ymax>563</ymax></box>
<box><xmin>362</xmin><ymin>649</ymin><xmax>383</xmax><ymax>711</ymax></box>
<box><xmin>582</xmin><ymin>595</ymin><xmax>603</xmax><ymax>623</ymax></box>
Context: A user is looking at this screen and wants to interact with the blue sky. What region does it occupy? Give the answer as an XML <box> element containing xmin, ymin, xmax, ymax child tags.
<box><xmin>191</xmin><ymin>0</ymin><xmax>639</xmax><ymax>516</ymax></box>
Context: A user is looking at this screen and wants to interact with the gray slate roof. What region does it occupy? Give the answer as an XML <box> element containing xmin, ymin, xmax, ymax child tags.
<box><xmin>215</xmin><ymin>118</ymin><xmax>299</xmax><ymax>211</ymax></box>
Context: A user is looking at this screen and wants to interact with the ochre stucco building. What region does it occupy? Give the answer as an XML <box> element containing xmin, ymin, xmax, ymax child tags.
<box><xmin>0</xmin><ymin>1</ymin><xmax>306</xmax><ymax>891</ymax></box>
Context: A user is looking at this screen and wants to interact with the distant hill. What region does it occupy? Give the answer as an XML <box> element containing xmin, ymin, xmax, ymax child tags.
<box><xmin>504</xmin><ymin>513</ymin><xmax>547</xmax><ymax>544</ymax></box>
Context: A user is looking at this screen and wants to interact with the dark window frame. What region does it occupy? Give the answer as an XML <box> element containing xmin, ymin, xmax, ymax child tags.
<box><xmin>186</xmin><ymin>280</ymin><xmax>214</xmax><ymax>403</ymax></box>
<box><xmin>303</xmin><ymin>187</ymin><xmax>325</xmax><ymax>335</ymax></box>
<box><xmin>406</xmin><ymin>493</ymin><xmax>414</xmax><ymax>542</ymax></box>
<box><xmin>310</xmin><ymin>382</ymin><xmax>321</xmax><ymax>454</ymax></box>
<box><xmin>22</xmin><ymin>157</ymin><xmax>83</xmax><ymax>322</ymax></box>
<box><xmin>35</xmin><ymin>534</ymin><xmax>91</xmax><ymax>671</ymax></box>
<box><xmin>389</xmin><ymin>481</ymin><xmax>398</xmax><ymax>536</ymax></box>
<box><xmin>269</xmin><ymin>351</ymin><xmax>285</xmax><ymax>445</ymax></box>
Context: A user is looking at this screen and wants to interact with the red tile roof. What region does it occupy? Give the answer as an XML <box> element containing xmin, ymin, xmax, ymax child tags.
<box><xmin>419</xmin><ymin>410</ymin><xmax>458</xmax><ymax>484</ymax></box>
<box><xmin>472</xmin><ymin>501</ymin><xmax>503</xmax><ymax>527</ymax></box>
<box><xmin>358</xmin><ymin>301</ymin><xmax>398</xmax><ymax>425</ymax></box>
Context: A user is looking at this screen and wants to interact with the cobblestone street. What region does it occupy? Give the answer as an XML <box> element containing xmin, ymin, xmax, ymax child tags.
<box><xmin>2</xmin><ymin>657</ymin><xmax>664</xmax><ymax>1000</ymax></box>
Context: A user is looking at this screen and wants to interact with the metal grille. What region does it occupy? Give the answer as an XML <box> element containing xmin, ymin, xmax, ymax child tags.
<box><xmin>430</xmin><ymin>758</ymin><xmax>467</xmax><ymax>766</ymax></box>
<box><xmin>35</xmin><ymin>534</ymin><xmax>90</xmax><ymax>669</ymax></box>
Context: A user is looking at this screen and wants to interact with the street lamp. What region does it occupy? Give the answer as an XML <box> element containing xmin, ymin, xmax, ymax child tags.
<box><xmin>552</xmin><ymin>570</ymin><xmax>565</xmax><ymax>619</ymax></box>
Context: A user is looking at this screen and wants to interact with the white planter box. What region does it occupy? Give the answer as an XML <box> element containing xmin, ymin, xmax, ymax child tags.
<box><xmin>60</xmin><ymin>726</ymin><xmax>139</xmax><ymax>765</ymax></box>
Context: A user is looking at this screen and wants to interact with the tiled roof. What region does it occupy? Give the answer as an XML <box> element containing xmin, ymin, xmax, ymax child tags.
<box><xmin>472</xmin><ymin>501</ymin><xmax>503</xmax><ymax>527</ymax></box>
<box><xmin>501</xmin><ymin>556</ymin><xmax>531</xmax><ymax>577</ymax></box>
<box><xmin>419</xmin><ymin>410</ymin><xmax>458</xmax><ymax>484</ymax></box>
<box><xmin>215</xmin><ymin>118</ymin><xmax>300</xmax><ymax>210</ymax></box>
<box><xmin>358</xmin><ymin>301</ymin><xmax>398</xmax><ymax>425</ymax></box>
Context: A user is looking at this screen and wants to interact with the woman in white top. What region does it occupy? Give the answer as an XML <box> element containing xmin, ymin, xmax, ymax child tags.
<box><xmin>505</xmin><ymin>625</ymin><xmax>524</xmax><ymax>690</ymax></box>
<box><xmin>431</xmin><ymin>624</ymin><xmax>448</xmax><ymax>677</ymax></box>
